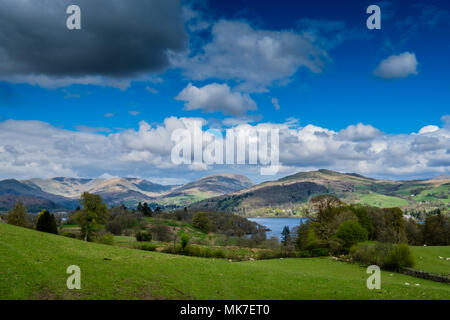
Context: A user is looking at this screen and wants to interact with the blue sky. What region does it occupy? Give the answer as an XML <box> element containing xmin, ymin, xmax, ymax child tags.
<box><xmin>0</xmin><ymin>0</ymin><xmax>449</xmax><ymax>183</ymax></box>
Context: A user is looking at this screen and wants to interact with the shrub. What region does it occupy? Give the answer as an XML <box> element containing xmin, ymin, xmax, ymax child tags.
<box><xmin>62</xmin><ymin>231</ymin><xmax>78</xmax><ymax>239</ymax></box>
<box><xmin>350</xmin><ymin>242</ymin><xmax>415</xmax><ymax>271</ymax></box>
<box><xmin>335</xmin><ymin>220</ymin><xmax>368</xmax><ymax>248</ymax></box>
<box><xmin>350</xmin><ymin>242</ymin><xmax>391</xmax><ymax>267</ymax></box>
<box><xmin>180</xmin><ymin>233</ymin><xmax>190</xmax><ymax>251</ymax></box>
<box><xmin>149</xmin><ymin>224</ymin><xmax>173</xmax><ymax>242</ymax></box>
<box><xmin>97</xmin><ymin>233</ymin><xmax>114</xmax><ymax>245</ymax></box>
<box><xmin>136</xmin><ymin>231</ymin><xmax>152</xmax><ymax>242</ymax></box>
<box><xmin>140</xmin><ymin>243</ymin><xmax>157</xmax><ymax>251</ymax></box>
<box><xmin>384</xmin><ymin>243</ymin><xmax>415</xmax><ymax>271</ymax></box>
<box><xmin>105</xmin><ymin>220</ymin><xmax>122</xmax><ymax>235</ymax></box>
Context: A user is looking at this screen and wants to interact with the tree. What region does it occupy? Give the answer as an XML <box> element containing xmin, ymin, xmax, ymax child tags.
<box><xmin>7</xmin><ymin>202</ymin><xmax>28</xmax><ymax>227</ymax></box>
<box><xmin>74</xmin><ymin>192</ymin><xmax>109</xmax><ymax>241</ymax></box>
<box><xmin>281</xmin><ymin>226</ymin><xmax>291</xmax><ymax>245</ymax></box>
<box><xmin>405</xmin><ymin>218</ymin><xmax>424</xmax><ymax>245</ymax></box>
<box><xmin>193</xmin><ymin>212</ymin><xmax>212</xmax><ymax>233</ymax></box>
<box><xmin>142</xmin><ymin>203</ymin><xmax>153</xmax><ymax>217</ymax></box>
<box><xmin>383</xmin><ymin>207</ymin><xmax>407</xmax><ymax>243</ymax></box>
<box><xmin>35</xmin><ymin>210</ymin><xmax>58</xmax><ymax>234</ymax></box>
<box><xmin>349</xmin><ymin>205</ymin><xmax>374</xmax><ymax>236</ymax></box>
<box><xmin>335</xmin><ymin>220</ymin><xmax>368</xmax><ymax>248</ymax></box>
<box><xmin>310</xmin><ymin>194</ymin><xmax>344</xmax><ymax>213</ymax></box>
<box><xmin>423</xmin><ymin>213</ymin><xmax>449</xmax><ymax>245</ymax></box>
<box><xmin>180</xmin><ymin>233</ymin><xmax>190</xmax><ymax>252</ymax></box>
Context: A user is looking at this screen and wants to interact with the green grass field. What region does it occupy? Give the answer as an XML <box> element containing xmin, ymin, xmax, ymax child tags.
<box><xmin>356</xmin><ymin>192</ymin><xmax>409</xmax><ymax>208</ymax></box>
<box><xmin>0</xmin><ymin>223</ymin><xmax>449</xmax><ymax>300</ymax></box>
<box><xmin>410</xmin><ymin>246</ymin><xmax>450</xmax><ymax>276</ymax></box>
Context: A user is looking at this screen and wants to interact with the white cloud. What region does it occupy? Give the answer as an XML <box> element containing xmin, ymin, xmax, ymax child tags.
<box><xmin>104</xmin><ymin>113</ymin><xmax>115</xmax><ymax>118</ymax></box>
<box><xmin>128</xmin><ymin>111</ymin><xmax>140</xmax><ymax>116</ymax></box>
<box><xmin>175</xmin><ymin>83</ymin><xmax>257</xmax><ymax>116</ymax></box>
<box><xmin>418</xmin><ymin>125</ymin><xmax>439</xmax><ymax>134</ymax></box>
<box><xmin>338</xmin><ymin>123</ymin><xmax>381</xmax><ymax>141</ymax></box>
<box><xmin>171</xmin><ymin>20</ymin><xmax>328</xmax><ymax>92</ymax></box>
<box><xmin>145</xmin><ymin>86</ymin><xmax>158</xmax><ymax>94</ymax></box>
<box><xmin>0</xmin><ymin>117</ymin><xmax>449</xmax><ymax>181</ymax></box>
<box><xmin>373</xmin><ymin>52</ymin><xmax>418</xmax><ymax>79</ymax></box>
<box><xmin>74</xmin><ymin>125</ymin><xmax>111</xmax><ymax>133</ymax></box>
<box><xmin>271</xmin><ymin>97</ymin><xmax>280</xmax><ymax>110</ymax></box>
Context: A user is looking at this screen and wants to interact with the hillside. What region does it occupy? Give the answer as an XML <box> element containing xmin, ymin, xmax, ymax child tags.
<box><xmin>0</xmin><ymin>179</ymin><xmax>76</xmax><ymax>212</ymax></box>
<box><xmin>1</xmin><ymin>170</ymin><xmax>448</xmax><ymax>214</ymax></box>
<box><xmin>191</xmin><ymin>170</ymin><xmax>450</xmax><ymax>216</ymax></box>
<box><xmin>1</xmin><ymin>223</ymin><xmax>449</xmax><ymax>300</ymax></box>
<box><xmin>157</xmin><ymin>173</ymin><xmax>254</xmax><ymax>207</ymax></box>
<box><xmin>23</xmin><ymin>177</ymin><xmax>175</xmax><ymax>207</ymax></box>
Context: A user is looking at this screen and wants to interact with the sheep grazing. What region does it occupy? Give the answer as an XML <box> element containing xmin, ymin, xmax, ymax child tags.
<box><xmin>228</xmin><ymin>259</ymin><xmax>232</xmax><ymax>263</ymax></box>
<box><xmin>439</xmin><ymin>256</ymin><xmax>443</xmax><ymax>260</ymax></box>
<box><xmin>446</xmin><ymin>257</ymin><xmax>450</xmax><ymax>261</ymax></box>
<box><xmin>405</xmin><ymin>282</ymin><xmax>410</xmax><ymax>286</ymax></box>
<box><xmin>415</xmin><ymin>284</ymin><xmax>420</xmax><ymax>287</ymax></box>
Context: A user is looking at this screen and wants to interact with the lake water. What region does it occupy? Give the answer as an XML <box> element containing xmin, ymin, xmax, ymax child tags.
<box><xmin>249</xmin><ymin>217</ymin><xmax>307</xmax><ymax>240</ymax></box>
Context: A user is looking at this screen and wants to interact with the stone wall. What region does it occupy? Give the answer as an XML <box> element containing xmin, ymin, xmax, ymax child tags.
<box><xmin>401</xmin><ymin>268</ymin><xmax>450</xmax><ymax>283</ymax></box>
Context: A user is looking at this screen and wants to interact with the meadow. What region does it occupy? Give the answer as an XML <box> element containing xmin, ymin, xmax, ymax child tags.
<box><xmin>1</xmin><ymin>223</ymin><xmax>449</xmax><ymax>300</ymax></box>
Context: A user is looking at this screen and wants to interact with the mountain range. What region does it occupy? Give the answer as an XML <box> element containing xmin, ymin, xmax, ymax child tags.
<box><xmin>0</xmin><ymin>170</ymin><xmax>448</xmax><ymax>215</ymax></box>
<box><xmin>0</xmin><ymin>173</ymin><xmax>253</xmax><ymax>212</ymax></box>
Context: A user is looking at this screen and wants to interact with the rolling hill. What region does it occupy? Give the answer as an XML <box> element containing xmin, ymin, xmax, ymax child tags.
<box><xmin>0</xmin><ymin>174</ymin><xmax>254</xmax><ymax>212</ymax></box>
<box><xmin>1</xmin><ymin>223</ymin><xmax>449</xmax><ymax>300</ymax></box>
<box><xmin>0</xmin><ymin>179</ymin><xmax>76</xmax><ymax>211</ymax></box>
<box><xmin>157</xmin><ymin>173</ymin><xmax>254</xmax><ymax>207</ymax></box>
<box><xmin>0</xmin><ymin>170</ymin><xmax>448</xmax><ymax>214</ymax></box>
<box><xmin>190</xmin><ymin>170</ymin><xmax>450</xmax><ymax>216</ymax></box>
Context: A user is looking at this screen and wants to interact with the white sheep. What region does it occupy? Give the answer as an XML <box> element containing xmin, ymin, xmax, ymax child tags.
<box><xmin>415</xmin><ymin>284</ymin><xmax>420</xmax><ymax>287</ymax></box>
<box><xmin>439</xmin><ymin>256</ymin><xmax>443</xmax><ymax>260</ymax></box>
<box><xmin>405</xmin><ymin>282</ymin><xmax>410</xmax><ymax>286</ymax></box>
<box><xmin>446</xmin><ymin>257</ymin><xmax>450</xmax><ymax>261</ymax></box>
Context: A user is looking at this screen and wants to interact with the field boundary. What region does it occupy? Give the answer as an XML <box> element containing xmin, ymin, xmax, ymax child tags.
<box><xmin>401</xmin><ymin>268</ymin><xmax>450</xmax><ymax>284</ymax></box>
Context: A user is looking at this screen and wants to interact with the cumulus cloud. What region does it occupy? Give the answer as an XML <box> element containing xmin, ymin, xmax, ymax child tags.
<box><xmin>373</xmin><ymin>52</ymin><xmax>418</xmax><ymax>79</ymax></box>
<box><xmin>175</xmin><ymin>83</ymin><xmax>257</xmax><ymax>116</ymax></box>
<box><xmin>171</xmin><ymin>20</ymin><xmax>328</xmax><ymax>92</ymax></box>
<box><xmin>338</xmin><ymin>123</ymin><xmax>381</xmax><ymax>141</ymax></box>
<box><xmin>0</xmin><ymin>0</ymin><xmax>187</xmax><ymax>88</ymax></box>
<box><xmin>0</xmin><ymin>117</ymin><xmax>449</xmax><ymax>181</ymax></box>
<box><xmin>418</xmin><ymin>125</ymin><xmax>439</xmax><ymax>134</ymax></box>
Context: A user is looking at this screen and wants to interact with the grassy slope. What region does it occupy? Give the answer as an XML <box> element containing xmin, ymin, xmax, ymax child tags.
<box><xmin>355</xmin><ymin>192</ymin><xmax>409</xmax><ymax>208</ymax></box>
<box><xmin>1</xmin><ymin>223</ymin><xmax>449</xmax><ymax>300</ymax></box>
<box><xmin>410</xmin><ymin>246</ymin><xmax>450</xmax><ymax>276</ymax></box>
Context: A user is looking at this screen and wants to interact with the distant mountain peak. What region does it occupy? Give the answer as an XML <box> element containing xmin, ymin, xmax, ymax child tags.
<box><xmin>433</xmin><ymin>174</ymin><xmax>450</xmax><ymax>180</ymax></box>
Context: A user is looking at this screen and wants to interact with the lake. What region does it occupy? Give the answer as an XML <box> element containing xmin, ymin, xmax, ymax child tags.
<box><xmin>249</xmin><ymin>217</ymin><xmax>307</xmax><ymax>240</ymax></box>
